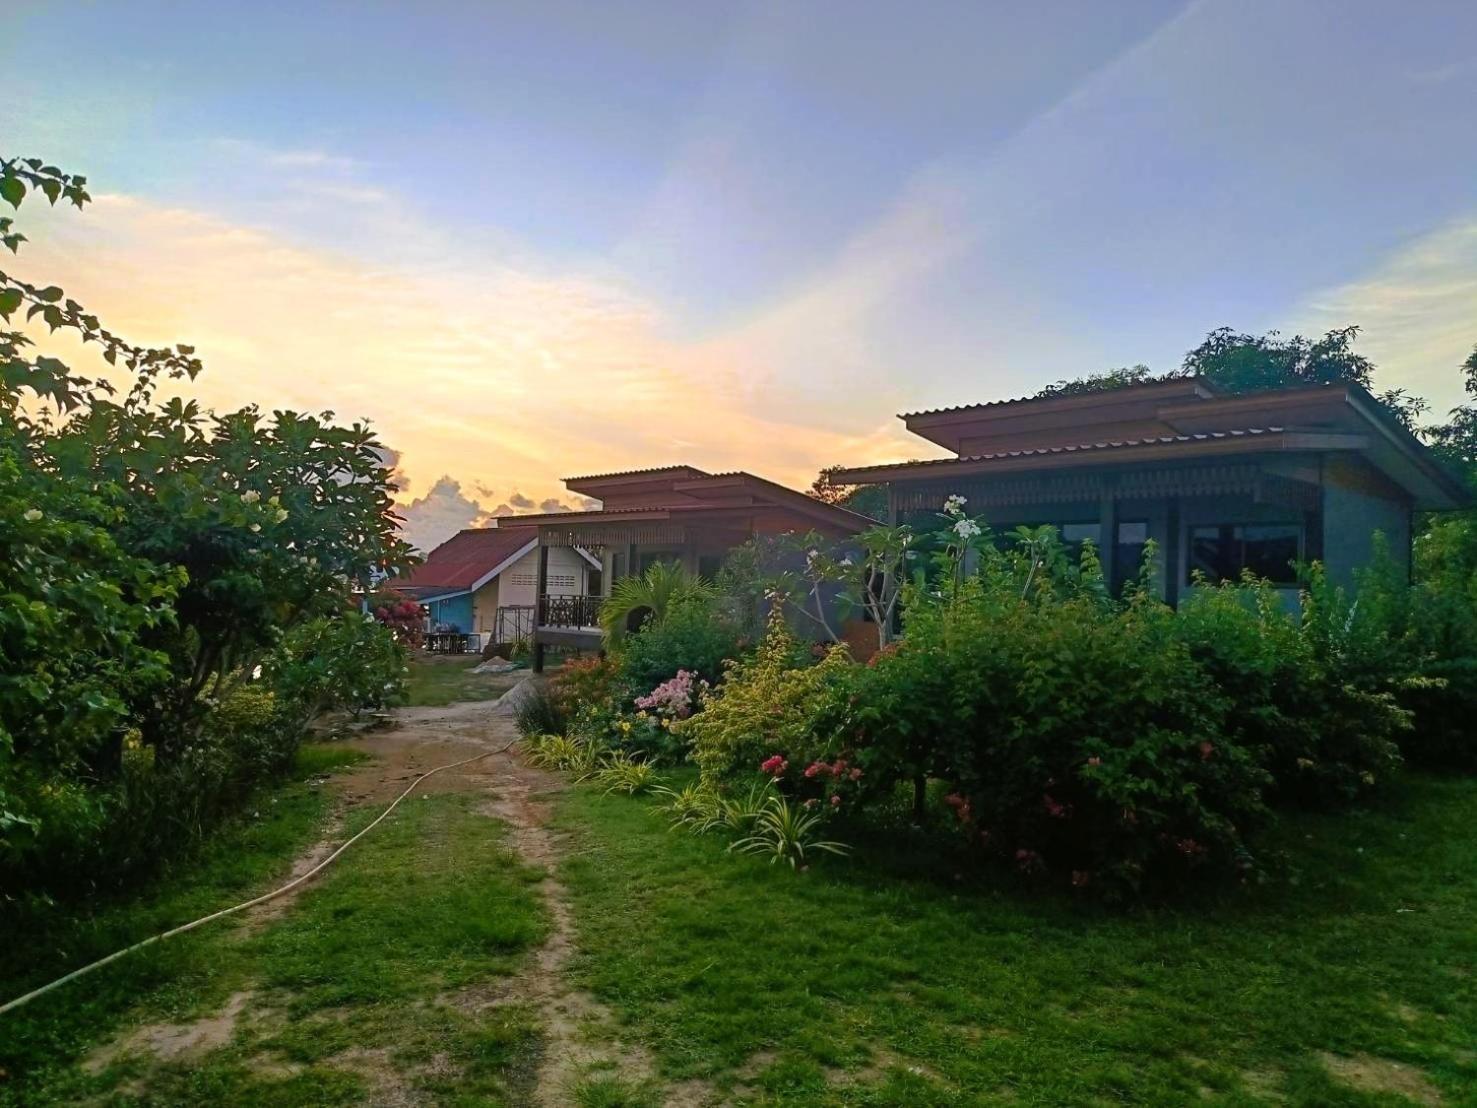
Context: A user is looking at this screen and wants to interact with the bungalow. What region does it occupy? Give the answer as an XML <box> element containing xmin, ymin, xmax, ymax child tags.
<box><xmin>496</xmin><ymin>466</ymin><xmax>875</xmax><ymax>669</ymax></box>
<box><xmin>394</xmin><ymin>524</ymin><xmax>600</xmax><ymax>648</ymax></box>
<box><xmin>830</xmin><ymin>378</ymin><xmax>1467</xmax><ymax>603</ymax></box>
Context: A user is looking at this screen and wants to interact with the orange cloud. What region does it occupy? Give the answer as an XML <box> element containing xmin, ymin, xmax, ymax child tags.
<box><xmin>15</xmin><ymin>191</ymin><xmax>930</xmax><ymax>517</ymax></box>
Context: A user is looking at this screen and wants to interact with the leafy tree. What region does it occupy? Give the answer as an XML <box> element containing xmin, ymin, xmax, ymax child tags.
<box><xmin>1</xmin><ymin>151</ymin><xmax>414</xmax><ymax>886</ymax></box>
<box><xmin>1037</xmin><ymin>364</ymin><xmax>1154</xmax><ymax>398</ymax></box>
<box><xmin>807</xmin><ymin>464</ymin><xmax>887</xmax><ymax>521</ymax></box>
<box><xmin>1424</xmin><ymin>344</ymin><xmax>1477</xmax><ymax>485</ymax></box>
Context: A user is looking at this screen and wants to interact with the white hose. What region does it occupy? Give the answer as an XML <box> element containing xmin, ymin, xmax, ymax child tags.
<box><xmin>0</xmin><ymin>738</ymin><xmax>517</xmax><ymax>1017</ymax></box>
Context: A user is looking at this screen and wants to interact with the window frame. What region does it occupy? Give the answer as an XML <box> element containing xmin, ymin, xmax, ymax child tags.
<box><xmin>1186</xmin><ymin>520</ymin><xmax>1303</xmax><ymax>586</ymax></box>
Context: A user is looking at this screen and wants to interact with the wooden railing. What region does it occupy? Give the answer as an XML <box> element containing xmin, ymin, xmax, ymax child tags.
<box><xmin>538</xmin><ymin>594</ymin><xmax>603</xmax><ymax>629</ymax></box>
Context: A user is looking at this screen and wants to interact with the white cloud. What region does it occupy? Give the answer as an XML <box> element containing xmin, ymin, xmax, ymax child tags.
<box><xmin>397</xmin><ymin>475</ymin><xmax>492</xmax><ymax>553</ymax></box>
<box><xmin>1295</xmin><ymin>216</ymin><xmax>1477</xmax><ymax>415</ymax></box>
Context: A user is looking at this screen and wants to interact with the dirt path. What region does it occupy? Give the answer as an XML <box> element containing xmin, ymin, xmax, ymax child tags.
<box><xmin>292</xmin><ymin>691</ymin><xmax>707</xmax><ymax>1105</ymax></box>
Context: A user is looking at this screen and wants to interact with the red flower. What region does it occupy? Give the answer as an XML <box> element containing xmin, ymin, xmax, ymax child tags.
<box><xmin>1042</xmin><ymin>794</ymin><xmax>1069</xmax><ymax>819</ymax></box>
<box><xmin>803</xmin><ymin>762</ymin><xmax>822</xmax><ymax>779</ymax></box>
<box><xmin>759</xmin><ymin>755</ymin><xmax>788</xmax><ymax>777</ymax></box>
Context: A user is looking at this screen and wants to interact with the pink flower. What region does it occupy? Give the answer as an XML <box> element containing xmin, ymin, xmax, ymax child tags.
<box><xmin>1042</xmin><ymin>794</ymin><xmax>1070</xmax><ymax>819</ymax></box>
<box><xmin>1014</xmin><ymin>848</ymin><xmax>1042</xmax><ymax>873</ymax></box>
<box><xmin>1086</xmin><ymin>756</ymin><xmax>1102</xmax><ymax>768</ymax></box>
<box><xmin>830</xmin><ymin>795</ymin><xmax>842</xmax><ymax>806</ymax></box>
<box><xmin>849</xmin><ymin>767</ymin><xmax>863</xmax><ymax>781</ymax></box>
<box><xmin>1199</xmin><ymin>741</ymin><xmax>1215</xmax><ymax>760</ymax></box>
<box><xmin>759</xmin><ymin>755</ymin><xmax>788</xmax><ymax>777</ymax></box>
<box><xmin>803</xmin><ymin>762</ymin><xmax>822</xmax><ymax>779</ymax></box>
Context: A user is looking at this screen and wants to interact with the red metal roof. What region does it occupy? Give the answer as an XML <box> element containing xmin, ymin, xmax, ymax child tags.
<box><xmin>397</xmin><ymin>525</ymin><xmax>537</xmax><ymax>593</ymax></box>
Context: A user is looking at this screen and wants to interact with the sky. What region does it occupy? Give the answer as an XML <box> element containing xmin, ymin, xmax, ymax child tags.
<box><xmin>5</xmin><ymin>1</ymin><xmax>1476</xmax><ymax>551</ymax></box>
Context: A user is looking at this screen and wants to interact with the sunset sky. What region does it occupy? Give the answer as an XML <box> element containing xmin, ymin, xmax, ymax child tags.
<box><xmin>5</xmin><ymin>1</ymin><xmax>1477</xmax><ymax>550</ymax></box>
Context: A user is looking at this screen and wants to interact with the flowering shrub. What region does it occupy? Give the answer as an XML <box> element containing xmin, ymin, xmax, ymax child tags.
<box><xmin>682</xmin><ymin>608</ymin><xmax>857</xmax><ymax>788</ymax></box>
<box><xmin>635</xmin><ymin>670</ymin><xmax>702</xmax><ymax>720</ymax></box>
<box><xmin>855</xmin><ymin>580</ymin><xmax>1272</xmax><ymax>898</ymax></box>
<box><xmin>617</xmin><ymin>597</ymin><xmax>741</xmax><ymax>689</ymax></box>
<box><xmin>369</xmin><ymin>587</ymin><xmax>426</xmax><ymax>648</ymax></box>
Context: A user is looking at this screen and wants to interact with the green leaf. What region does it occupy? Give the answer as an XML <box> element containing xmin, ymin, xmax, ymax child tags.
<box><xmin>40</xmin><ymin>179</ymin><xmax>61</xmax><ymax>205</ymax></box>
<box><xmin>0</xmin><ymin>176</ymin><xmax>23</xmax><ymax>209</ymax></box>
<box><xmin>36</xmin><ymin>286</ymin><xmax>64</xmax><ymax>303</ymax></box>
<box><xmin>0</xmin><ymin>288</ymin><xmax>20</xmax><ymax>319</ymax></box>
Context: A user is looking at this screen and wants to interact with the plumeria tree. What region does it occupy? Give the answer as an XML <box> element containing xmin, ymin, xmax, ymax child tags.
<box><xmin>2</xmin><ymin>151</ymin><xmax>414</xmax><ymax>879</ymax></box>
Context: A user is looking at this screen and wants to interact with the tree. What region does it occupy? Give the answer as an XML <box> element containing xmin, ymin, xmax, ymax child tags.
<box><xmin>1037</xmin><ymin>364</ymin><xmax>1154</xmax><ymax>398</ymax></box>
<box><xmin>807</xmin><ymin>465</ymin><xmax>887</xmax><ymax>521</ymax></box>
<box><xmin>1424</xmin><ymin>344</ymin><xmax>1477</xmax><ymax>485</ymax></box>
<box><xmin>1</xmin><ymin>152</ymin><xmax>414</xmax><ymax>763</ymax></box>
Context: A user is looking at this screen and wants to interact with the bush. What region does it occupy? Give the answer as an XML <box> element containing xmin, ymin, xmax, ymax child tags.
<box><xmin>264</xmin><ymin>615</ymin><xmax>407</xmax><ymax>731</ymax></box>
<box><xmin>618</xmin><ymin>597</ymin><xmax>742</xmax><ymax>690</ymax></box>
<box><xmin>1176</xmin><ymin>578</ymin><xmax>1405</xmax><ymax>805</ymax></box>
<box><xmin>855</xmin><ymin>581</ymin><xmax>1272</xmax><ymax>898</ymax></box>
<box><xmin>514</xmin><ymin>681</ymin><xmax>568</xmax><ymax>739</ymax></box>
<box><xmin>682</xmin><ymin>609</ymin><xmax>857</xmax><ymax>788</ymax></box>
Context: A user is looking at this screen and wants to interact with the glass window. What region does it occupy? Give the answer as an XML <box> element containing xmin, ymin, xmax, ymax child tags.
<box><xmin>1114</xmin><ymin>521</ymin><xmax>1150</xmax><ymax>593</ymax></box>
<box><xmin>1242</xmin><ymin>524</ymin><xmax>1301</xmax><ymax>581</ymax></box>
<box><xmin>1060</xmin><ymin>523</ymin><xmax>1102</xmax><ymax>546</ymax></box>
<box><xmin>1188</xmin><ymin>523</ymin><xmax>1300</xmax><ymax>585</ymax></box>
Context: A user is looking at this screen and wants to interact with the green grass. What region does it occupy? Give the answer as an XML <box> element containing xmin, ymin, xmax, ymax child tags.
<box><xmin>554</xmin><ymin>774</ymin><xmax>1477</xmax><ymax>1106</ymax></box>
<box><xmin>2</xmin><ymin>751</ymin><xmax>549</xmax><ymax>1107</ymax></box>
<box><xmin>404</xmin><ymin>656</ymin><xmax>521</xmax><ymax>707</ymax></box>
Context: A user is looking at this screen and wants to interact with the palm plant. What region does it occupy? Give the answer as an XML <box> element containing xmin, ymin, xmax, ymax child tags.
<box><xmin>599</xmin><ymin>561</ymin><xmax>717</xmax><ymax>644</ymax></box>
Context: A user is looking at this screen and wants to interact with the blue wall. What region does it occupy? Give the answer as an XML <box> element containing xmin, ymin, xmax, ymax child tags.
<box><xmin>427</xmin><ymin>593</ymin><xmax>473</xmax><ymax>631</ymax></box>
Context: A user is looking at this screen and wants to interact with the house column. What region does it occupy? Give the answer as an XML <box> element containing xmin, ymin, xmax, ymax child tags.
<box><xmin>1164</xmin><ymin>498</ymin><xmax>1181</xmax><ymax>607</ymax></box>
<box><xmin>533</xmin><ymin>541</ymin><xmax>549</xmax><ymax>673</ymax></box>
<box><xmin>1098</xmin><ymin>482</ymin><xmax>1119</xmax><ymax>595</ymax></box>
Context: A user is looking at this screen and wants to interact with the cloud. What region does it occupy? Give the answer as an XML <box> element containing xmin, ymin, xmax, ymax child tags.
<box><xmin>14</xmin><ymin>186</ymin><xmax>937</xmax><ymax>513</ymax></box>
<box><xmin>397</xmin><ymin>475</ymin><xmax>492</xmax><ymax>553</ymax></box>
<box><xmin>1294</xmin><ymin>215</ymin><xmax>1477</xmax><ymax>415</ymax></box>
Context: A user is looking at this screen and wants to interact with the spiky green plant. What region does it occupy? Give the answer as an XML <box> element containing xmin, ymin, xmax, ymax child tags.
<box><xmin>599</xmin><ymin>561</ymin><xmax>717</xmax><ymax>644</ymax></box>
<box><xmin>591</xmin><ymin>750</ymin><xmax>656</xmax><ymax>795</ymax></box>
<box><xmin>652</xmin><ymin>781</ymin><xmax>722</xmax><ymax>832</ymax></box>
<box><xmin>729</xmin><ymin>793</ymin><xmax>851</xmax><ymax>869</ymax></box>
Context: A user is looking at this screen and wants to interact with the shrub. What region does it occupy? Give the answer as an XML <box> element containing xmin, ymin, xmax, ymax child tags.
<box><xmin>514</xmin><ymin>681</ymin><xmax>568</xmax><ymax>739</ymax></box>
<box><xmin>848</xmin><ymin>566</ymin><xmax>1275</xmax><ymax>898</ymax></box>
<box><xmin>548</xmin><ymin>655</ymin><xmax>622</xmax><ymax>722</ymax></box>
<box><xmin>264</xmin><ymin>615</ymin><xmax>407</xmax><ymax>732</ymax></box>
<box><xmin>682</xmin><ymin>609</ymin><xmax>857</xmax><ymax>789</ymax></box>
<box><xmin>1176</xmin><ymin>578</ymin><xmax>1405</xmax><ymax>805</ymax></box>
<box><xmin>618</xmin><ymin>597</ymin><xmax>742</xmax><ymax>690</ymax></box>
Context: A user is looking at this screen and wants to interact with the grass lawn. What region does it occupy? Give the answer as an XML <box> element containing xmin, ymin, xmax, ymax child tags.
<box><xmin>1</xmin><ymin>746</ymin><xmax>548</xmax><ymax>1107</ymax></box>
<box><xmin>404</xmin><ymin>655</ymin><xmax>523</xmax><ymax>707</ymax></box>
<box><xmin>554</xmin><ymin>774</ymin><xmax>1477</xmax><ymax>1106</ymax></box>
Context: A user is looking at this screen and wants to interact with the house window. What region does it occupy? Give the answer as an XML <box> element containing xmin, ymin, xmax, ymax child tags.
<box><xmin>1114</xmin><ymin>521</ymin><xmax>1150</xmax><ymax>593</ymax></box>
<box><xmin>995</xmin><ymin>521</ymin><xmax>1101</xmax><ymax>560</ymax></box>
<box><xmin>546</xmin><ymin>573</ymin><xmax>576</xmax><ymax>590</ymax></box>
<box><xmin>1188</xmin><ymin>523</ymin><xmax>1301</xmax><ymax>585</ymax></box>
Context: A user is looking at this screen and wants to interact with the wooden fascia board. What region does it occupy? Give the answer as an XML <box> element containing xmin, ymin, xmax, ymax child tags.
<box><xmin>834</xmin><ymin>432</ymin><xmax>1366</xmax><ymax>485</ymax></box>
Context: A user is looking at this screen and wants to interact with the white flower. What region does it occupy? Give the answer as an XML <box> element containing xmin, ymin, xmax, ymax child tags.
<box><xmin>241</xmin><ymin>490</ymin><xmax>261</xmax><ymax>504</ymax></box>
<box><xmin>839</xmin><ymin>556</ymin><xmax>854</xmax><ymax>567</ymax></box>
<box><xmin>23</xmin><ymin>508</ymin><xmax>42</xmax><ymax>522</ymax></box>
<box><xmin>943</xmin><ymin>494</ymin><xmax>968</xmax><ymax>517</ymax></box>
<box><xmin>954</xmin><ymin>519</ymin><xmax>982</xmax><ymax>540</ymax></box>
<box><xmin>274</xmin><ymin>508</ymin><xmax>289</xmax><ymax>523</ymax></box>
<box><xmin>249</xmin><ymin>523</ymin><xmax>261</xmax><ymax>533</ymax></box>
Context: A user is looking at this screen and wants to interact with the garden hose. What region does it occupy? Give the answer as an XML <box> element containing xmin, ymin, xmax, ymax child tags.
<box><xmin>0</xmin><ymin>736</ymin><xmax>520</xmax><ymax>1017</ymax></box>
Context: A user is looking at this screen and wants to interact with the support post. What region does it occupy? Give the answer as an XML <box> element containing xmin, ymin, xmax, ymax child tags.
<box><xmin>1164</xmin><ymin>498</ymin><xmax>1181</xmax><ymax>608</ymax></box>
<box><xmin>1099</xmin><ymin>485</ymin><xmax>1119</xmax><ymax>596</ymax></box>
<box><xmin>533</xmin><ymin>540</ymin><xmax>550</xmax><ymax>673</ymax></box>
